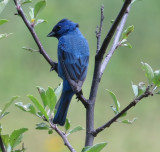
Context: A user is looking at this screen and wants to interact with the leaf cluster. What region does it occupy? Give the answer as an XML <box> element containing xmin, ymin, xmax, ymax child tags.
<box><xmin>0</xmin><ymin>97</ymin><xmax>28</xmax><ymax>152</ymax></box>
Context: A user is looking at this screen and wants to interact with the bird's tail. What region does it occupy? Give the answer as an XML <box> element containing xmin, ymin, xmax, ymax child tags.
<box><xmin>53</xmin><ymin>86</ymin><xmax>74</xmax><ymax>126</ymax></box>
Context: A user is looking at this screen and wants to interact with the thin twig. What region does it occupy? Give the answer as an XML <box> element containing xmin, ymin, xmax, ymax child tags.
<box><xmin>100</xmin><ymin>6</ymin><xmax>131</xmax><ymax>76</ymax></box>
<box><xmin>13</xmin><ymin>0</ymin><xmax>58</xmax><ymax>72</ymax></box>
<box><xmin>96</xmin><ymin>4</ymin><xmax>104</xmax><ymax>53</ymax></box>
<box><xmin>96</xmin><ymin>0</ymin><xmax>132</xmax><ymax>60</ymax></box>
<box><xmin>50</xmin><ymin>122</ymin><xmax>76</xmax><ymax>152</ymax></box>
<box><xmin>0</xmin><ymin>135</ymin><xmax>6</xmax><ymax>152</ymax></box>
<box><xmin>92</xmin><ymin>86</ymin><xmax>152</xmax><ymax>137</ymax></box>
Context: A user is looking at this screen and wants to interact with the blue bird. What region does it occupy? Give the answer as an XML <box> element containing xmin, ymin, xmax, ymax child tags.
<box><xmin>47</xmin><ymin>19</ymin><xmax>89</xmax><ymax>126</ymax></box>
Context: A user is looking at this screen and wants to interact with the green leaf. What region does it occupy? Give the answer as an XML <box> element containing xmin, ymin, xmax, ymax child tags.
<box><xmin>1</xmin><ymin>96</ymin><xmax>19</xmax><ymax>117</ymax></box>
<box><xmin>48</xmin><ymin>129</ymin><xmax>53</xmax><ymax>134</ymax></box>
<box><xmin>37</xmin><ymin>86</ymin><xmax>48</xmax><ymax>108</ymax></box>
<box><xmin>120</xmin><ymin>112</ymin><xmax>127</xmax><ymax>118</ymax></box>
<box><xmin>82</xmin><ymin>146</ymin><xmax>90</xmax><ymax>152</ymax></box>
<box><xmin>21</xmin><ymin>0</ymin><xmax>32</xmax><ymax>5</ymax></box>
<box><xmin>1</xmin><ymin>134</ymin><xmax>9</xmax><ymax>149</ymax></box>
<box><xmin>22</xmin><ymin>46</ymin><xmax>38</xmax><ymax>52</ymax></box>
<box><xmin>153</xmin><ymin>70</ymin><xmax>160</xmax><ymax>87</ymax></box>
<box><xmin>65</xmin><ymin>118</ymin><xmax>70</xmax><ymax>132</ymax></box>
<box><xmin>0</xmin><ymin>112</ymin><xmax>9</xmax><ymax>119</ymax></box>
<box><xmin>10</xmin><ymin>128</ymin><xmax>28</xmax><ymax>149</ymax></box>
<box><xmin>35</xmin><ymin>19</ymin><xmax>47</xmax><ymax>26</ymax></box>
<box><xmin>138</xmin><ymin>82</ymin><xmax>146</xmax><ymax>96</ymax></box>
<box><xmin>0</xmin><ymin>33</ymin><xmax>12</xmax><ymax>39</ymax></box>
<box><xmin>54</xmin><ymin>82</ymin><xmax>63</xmax><ymax>99</ymax></box>
<box><xmin>141</xmin><ymin>62</ymin><xmax>154</xmax><ymax>84</ymax></box>
<box><xmin>0</xmin><ymin>19</ymin><xmax>8</xmax><ymax>25</ymax></box>
<box><xmin>29</xmin><ymin>7</ymin><xmax>34</xmax><ymax>20</ymax></box>
<box><xmin>0</xmin><ymin>0</ymin><xmax>9</xmax><ymax>14</ymax></box>
<box><xmin>119</xmin><ymin>118</ymin><xmax>137</xmax><ymax>124</ymax></box>
<box><xmin>67</xmin><ymin>126</ymin><xmax>84</xmax><ymax>136</ymax></box>
<box><xmin>132</xmin><ymin>82</ymin><xmax>138</xmax><ymax>97</ymax></box>
<box><xmin>34</xmin><ymin>0</ymin><xmax>46</xmax><ymax>18</ymax></box>
<box><xmin>82</xmin><ymin>142</ymin><xmax>107</xmax><ymax>152</ymax></box>
<box><xmin>37</xmin><ymin>111</ymin><xmax>43</xmax><ymax>117</ymax></box>
<box><xmin>122</xmin><ymin>25</ymin><xmax>134</xmax><ymax>40</ymax></box>
<box><xmin>46</xmin><ymin>87</ymin><xmax>57</xmax><ymax>111</ymax></box>
<box><xmin>106</xmin><ymin>89</ymin><xmax>120</xmax><ymax>113</ymax></box>
<box><xmin>110</xmin><ymin>20</ymin><xmax>114</xmax><ymax>23</ymax></box>
<box><xmin>110</xmin><ymin>106</ymin><xmax>118</xmax><ymax>115</ymax></box>
<box><xmin>36</xmin><ymin>122</ymin><xmax>49</xmax><ymax>130</ymax></box>
<box><xmin>122</xmin><ymin>43</ymin><xmax>132</xmax><ymax>48</ymax></box>
<box><xmin>15</xmin><ymin>102</ymin><xmax>36</xmax><ymax>115</ymax></box>
<box><xmin>28</xmin><ymin>95</ymin><xmax>49</xmax><ymax>121</ymax></box>
<box><xmin>132</xmin><ymin>82</ymin><xmax>146</xmax><ymax>97</ymax></box>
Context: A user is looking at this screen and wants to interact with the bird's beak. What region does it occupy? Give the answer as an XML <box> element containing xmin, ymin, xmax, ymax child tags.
<box><xmin>47</xmin><ymin>31</ymin><xmax>55</xmax><ymax>37</ymax></box>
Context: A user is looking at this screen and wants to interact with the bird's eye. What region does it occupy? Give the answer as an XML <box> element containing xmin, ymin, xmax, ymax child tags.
<box><xmin>57</xmin><ymin>25</ymin><xmax>61</xmax><ymax>30</ymax></box>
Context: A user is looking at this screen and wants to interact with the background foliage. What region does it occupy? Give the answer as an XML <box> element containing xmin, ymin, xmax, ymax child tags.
<box><xmin>0</xmin><ymin>0</ymin><xmax>160</xmax><ymax>151</ymax></box>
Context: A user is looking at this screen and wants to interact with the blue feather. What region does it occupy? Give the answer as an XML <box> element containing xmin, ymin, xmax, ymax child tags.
<box><xmin>48</xmin><ymin>19</ymin><xmax>89</xmax><ymax>126</ymax></box>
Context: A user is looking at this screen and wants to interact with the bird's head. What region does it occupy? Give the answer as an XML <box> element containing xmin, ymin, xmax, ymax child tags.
<box><xmin>47</xmin><ymin>19</ymin><xmax>79</xmax><ymax>38</ymax></box>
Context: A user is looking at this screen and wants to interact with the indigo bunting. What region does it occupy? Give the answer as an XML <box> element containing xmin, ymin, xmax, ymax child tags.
<box><xmin>47</xmin><ymin>19</ymin><xmax>89</xmax><ymax>126</ymax></box>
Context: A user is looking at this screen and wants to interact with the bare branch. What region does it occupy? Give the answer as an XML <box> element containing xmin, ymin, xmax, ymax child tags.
<box><xmin>96</xmin><ymin>0</ymin><xmax>132</xmax><ymax>60</ymax></box>
<box><xmin>0</xmin><ymin>135</ymin><xmax>6</xmax><ymax>152</ymax></box>
<box><xmin>85</xmin><ymin>1</ymin><xmax>132</xmax><ymax>146</ymax></box>
<box><xmin>96</xmin><ymin>4</ymin><xmax>104</xmax><ymax>53</ymax></box>
<box><xmin>13</xmin><ymin>0</ymin><xmax>58</xmax><ymax>72</ymax></box>
<box><xmin>92</xmin><ymin>86</ymin><xmax>152</xmax><ymax>137</ymax></box>
<box><xmin>100</xmin><ymin>6</ymin><xmax>131</xmax><ymax>76</ymax></box>
<box><xmin>50</xmin><ymin>122</ymin><xmax>76</xmax><ymax>152</ymax></box>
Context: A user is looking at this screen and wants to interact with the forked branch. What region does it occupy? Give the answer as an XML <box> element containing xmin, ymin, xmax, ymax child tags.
<box><xmin>96</xmin><ymin>0</ymin><xmax>132</xmax><ymax>60</ymax></box>
<box><xmin>100</xmin><ymin>6</ymin><xmax>131</xmax><ymax>76</ymax></box>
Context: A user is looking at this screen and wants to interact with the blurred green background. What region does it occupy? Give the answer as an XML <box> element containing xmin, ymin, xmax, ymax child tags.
<box><xmin>1</xmin><ymin>0</ymin><xmax>160</xmax><ymax>151</ymax></box>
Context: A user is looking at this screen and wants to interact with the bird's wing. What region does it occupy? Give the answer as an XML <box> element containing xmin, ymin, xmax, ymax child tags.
<box><xmin>58</xmin><ymin>46</ymin><xmax>89</xmax><ymax>92</ymax></box>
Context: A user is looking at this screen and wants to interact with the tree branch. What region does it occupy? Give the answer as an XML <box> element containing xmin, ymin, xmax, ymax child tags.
<box><xmin>100</xmin><ymin>6</ymin><xmax>131</xmax><ymax>76</ymax></box>
<box><xmin>13</xmin><ymin>0</ymin><xmax>58</xmax><ymax>72</ymax></box>
<box><xmin>85</xmin><ymin>1</ymin><xmax>132</xmax><ymax>146</ymax></box>
<box><xmin>50</xmin><ymin>122</ymin><xmax>76</xmax><ymax>152</ymax></box>
<box><xmin>96</xmin><ymin>0</ymin><xmax>132</xmax><ymax>60</ymax></box>
<box><xmin>96</xmin><ymin>4</ymin><xmax>104</xmax><ymax>53</ymax></box>
<box><xmin>0</xmin><ymin>135</ymin><xmax>6</xmax><ymax>152</ymax></box>
<box><xmin>92</xmin><ymin>86</ymin><xmax>152</xmax><ymax>137</ymax></box>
